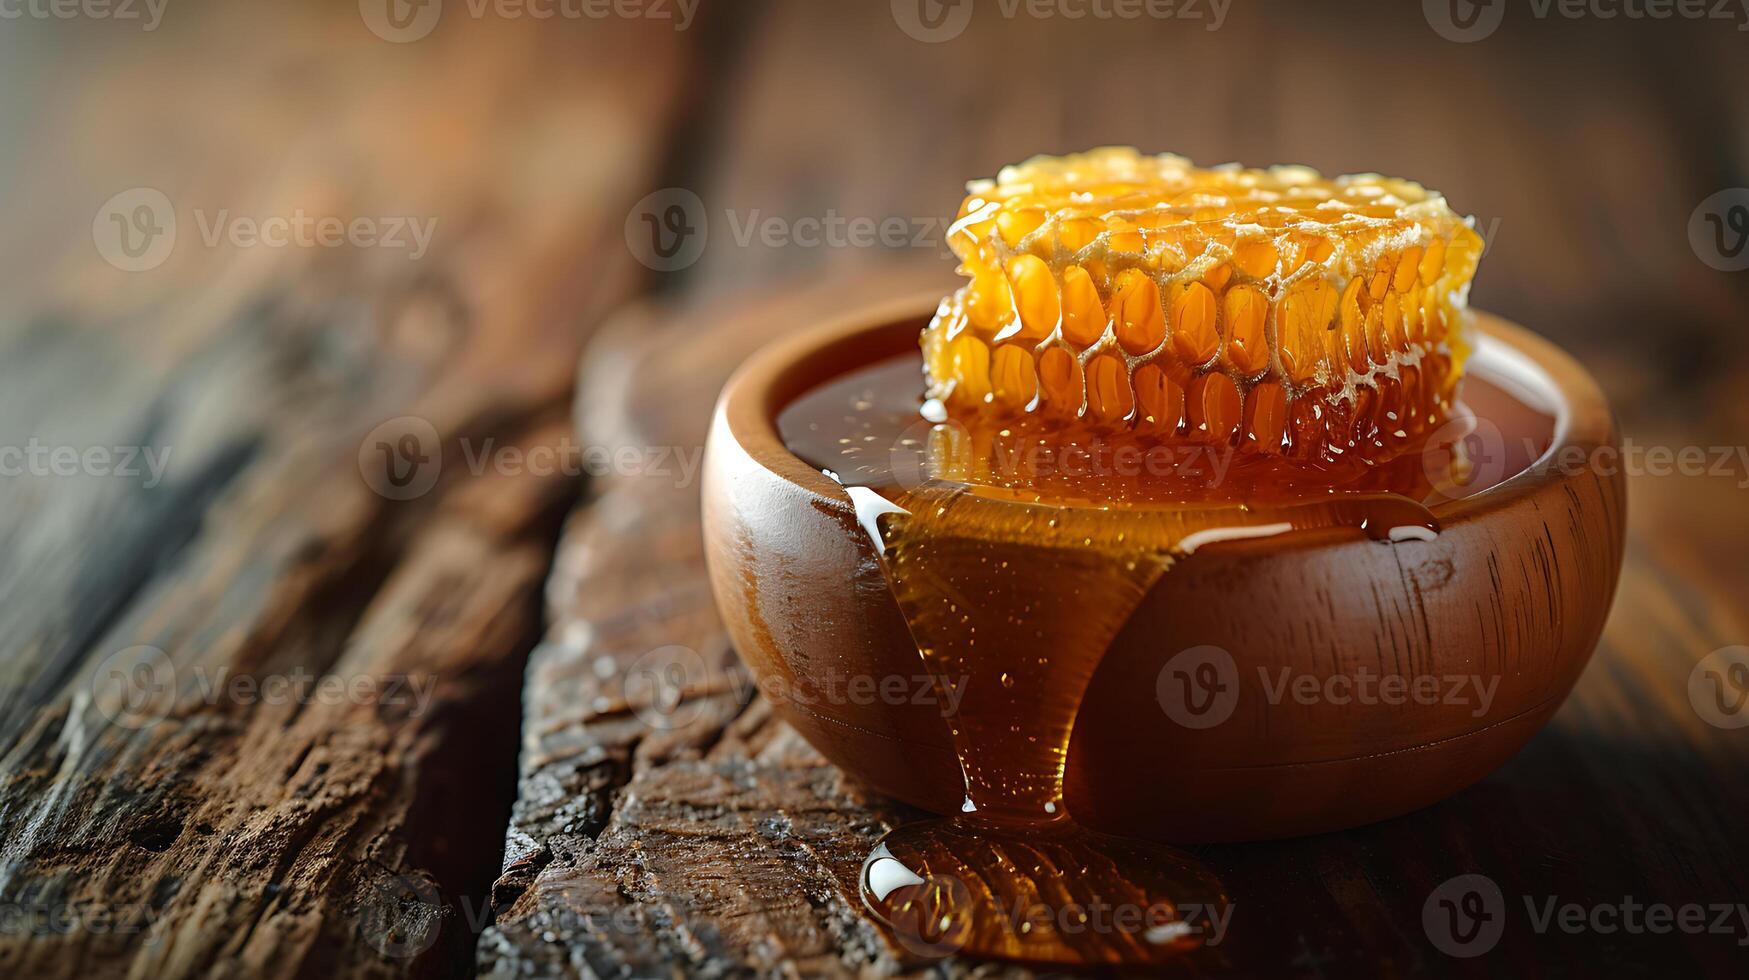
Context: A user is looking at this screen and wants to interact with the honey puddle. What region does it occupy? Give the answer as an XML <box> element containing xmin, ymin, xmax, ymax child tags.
<box><xmin>780</xmin><ymin>351</ymin><xmax>1532</xmax><ymax>965</ymax></box>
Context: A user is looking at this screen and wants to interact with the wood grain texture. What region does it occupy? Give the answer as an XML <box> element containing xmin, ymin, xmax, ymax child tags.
<box><xmin>0</xmin><ymin>6</ymin><xmax>691</xmax><ymax>977</ymax></box>
<box><xmin>478</xmin><ymin>268</ymin><xmax>957</xmax><ymax>979</ymax></box>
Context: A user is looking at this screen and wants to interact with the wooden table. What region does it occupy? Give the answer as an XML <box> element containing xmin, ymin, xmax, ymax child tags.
<box><xmin>2</xmin><ymin>2</ymin><xmax>1746</xmax><ymax>977</ymax></box>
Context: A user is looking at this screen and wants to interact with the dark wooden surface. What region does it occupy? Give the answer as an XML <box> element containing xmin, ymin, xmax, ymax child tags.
<box><xmin>2</xmin><ymin>1</ymin><xmax>1747</xmax><ymax>977</ymax></box>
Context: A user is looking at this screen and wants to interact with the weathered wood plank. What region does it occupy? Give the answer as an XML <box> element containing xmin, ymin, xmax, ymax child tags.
<box><xmin>0</xmin><ymin>6</ymin><xmax>693</xmax><ymax>977</ymax></box>
<box><xmin>478</xmin><ymin>267</ymin><xmax>962</xmax><ymax>979</ymax></box>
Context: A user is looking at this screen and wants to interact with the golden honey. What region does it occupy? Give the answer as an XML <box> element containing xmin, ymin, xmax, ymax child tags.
<box><xmin>778</xmin><ymin>151</ymin><xmax>1490</xmax><ymax>965</ymax></box>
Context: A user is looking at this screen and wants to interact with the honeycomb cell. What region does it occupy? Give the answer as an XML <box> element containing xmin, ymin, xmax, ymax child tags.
<box><xmin>1008</xmin><ymin>255</ymin><xmax>1059</xmax><ymax>342</ymax></box>
<box><xmin>923</xmin><ymin>148</ymin><xmax>1484</xmax><ymax>465</ymax></box>
<box><xmin>1169</xmin><ymin>281</ymin><xmax>1219</xmax><ymax>366</ymax></box>
<box><xmin>1133</xmin><ymin>363</ymin><xmax>1183</xmax><ymax>433</ymax></box>
<box><xmin>1223</xmin><ymin>284</ymin><xmax>1269</xmax><ymax>376</ymax></box>
<box><xmin>1188</xmin><ymin>373</ymin><xmax>1241</xmax><ymax>444</ymax></box>
<box><xmin>991</xmin><ymin>343</ymin><xmax>1038</xmax><ymax>408</ymax></box>
<box><xmin>1112</xmin><ymin>270</ymin><xmax>1165</xmax><ymax>355</ymax></box>
<box><xmin>1232</xmin><ymin>238</ymin><xmax>1278</xmax><ymax>279</ymax></box>
<box><xmin>1086</xmin><ymin>355</ymin><xmax>1133</xmax><ymax>423</ymax></box>
<box><xmin>1244</xmin><ymin>381</ymin><xmax>1289</xmax><ymax>454</ymax></box>
<box><xmin>1061</xmin><ymin>265</ymin><xmax>1107</xmax><ymax>348</ymax></box>
<box><xmin>1037</xmin><ymin>346</ymin><xmax>1082</xmax><ymax>414</ymax></box>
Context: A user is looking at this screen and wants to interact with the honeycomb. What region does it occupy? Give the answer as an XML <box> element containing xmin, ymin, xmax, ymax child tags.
<box><xmin>924</xmin><ymin>148</ymin><xmax>1485</xmax><ymax>465</ymax></box>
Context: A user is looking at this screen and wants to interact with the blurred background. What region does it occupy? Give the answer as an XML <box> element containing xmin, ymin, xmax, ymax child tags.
<box><xmin>1</xmin><ymin>1</ymin><xmax>1746</xmax><ymax>977</ymax></box>
<box><xmin>4</xmin><ymin>0</ymin><xmax>1744</xmax><ymax>583</ymax></box>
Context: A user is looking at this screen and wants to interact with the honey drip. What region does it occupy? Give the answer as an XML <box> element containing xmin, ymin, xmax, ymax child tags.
<box><xmin>781</xmin><ymin>353</ymin><xmax>1492</xmax><ymax>965</ymax></box>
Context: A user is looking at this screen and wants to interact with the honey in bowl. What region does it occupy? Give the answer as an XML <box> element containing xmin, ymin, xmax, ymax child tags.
<box><xmin>778</xmin><ymin>149</ymin><xmax>1494</xmax><ymax>965</ymax></box>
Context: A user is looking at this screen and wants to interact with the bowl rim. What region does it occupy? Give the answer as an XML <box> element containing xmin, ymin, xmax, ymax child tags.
<box><xmin>714</xmin><ymin>291</ymin><xmax>1616</xmax><ymax>543</ymax></box>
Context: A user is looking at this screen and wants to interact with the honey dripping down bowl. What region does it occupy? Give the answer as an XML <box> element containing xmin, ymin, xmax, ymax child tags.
<box><xmin>704</xmin><ymin>154</ymin><xmax>1622</xmax><ymax>968</ymax></box>
<box><xmin>704</xmin><ymin>299</ymin><xmax>1623</xmax><ymax>964</ymax></box>
<box><xmin>781</xmin><ymin>334</ymin><xmax>1465</xmax><ymax>965</ymax></box>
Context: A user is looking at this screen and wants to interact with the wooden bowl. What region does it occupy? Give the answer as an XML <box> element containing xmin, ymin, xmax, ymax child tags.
<box><xmin>702</xmin><ymin>295</ymin><xmax>1626</xmax><ymax>843</ymax></box>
